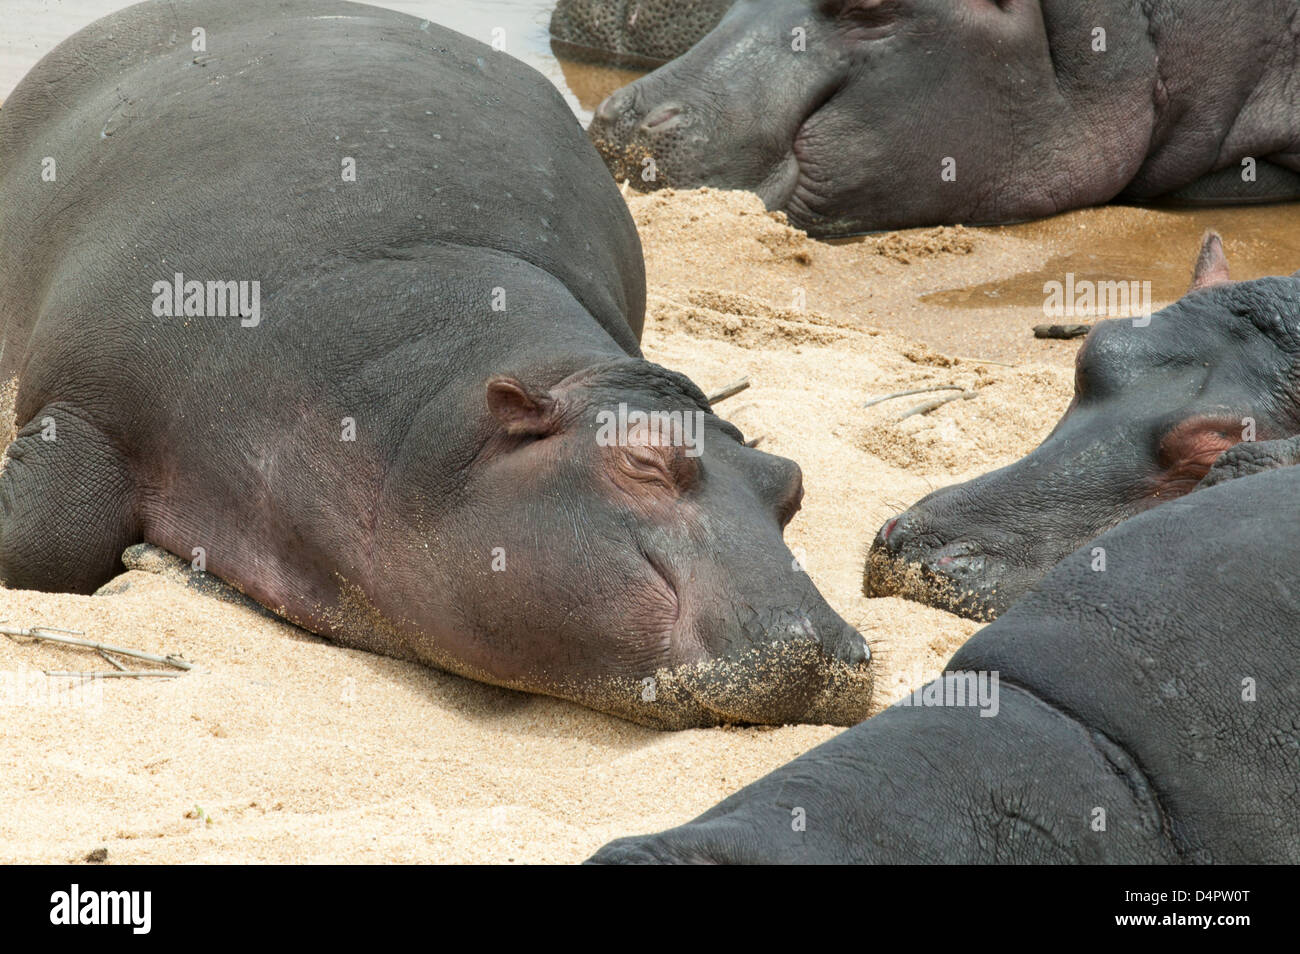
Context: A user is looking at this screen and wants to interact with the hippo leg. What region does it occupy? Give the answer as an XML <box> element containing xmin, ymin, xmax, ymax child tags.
<box><xmin>1155</xmin><ymin>160</ymin><xmax>1300</xmax><ymax>204</ymax></box>
<box><xmin>0</xmin><ymin>405</ymin><xmax>139</xmax><ymax>593</ymax></box>
<box><xmin>1198</xmin><ymin>434</ymin><xmax>1300</xmax><ymax>489</ymax></box>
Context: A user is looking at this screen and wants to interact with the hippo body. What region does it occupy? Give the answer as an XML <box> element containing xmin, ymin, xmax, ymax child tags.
<box><xmin>593</xmin><ymin>464</ymin><xmax>1300</xmax><ymax>862</ymax></box>
<box><xmin>550</xmin><ymin>0</ymin><xmax>733</xmax><ymax>66</ymax></box>
<box><xmin>589</xmin><ymin>0</ymin><xmax>1300</xmax><ymax>236</ymax></box>
<box><xmin>867</xmin><ymin>234</ymin><xmax>1300</xmax><ymax>620</ymax></box>
<box><xmin>0</xmin><ymin>0</ymin><xmax>872</xmax><ymax>728</ymax></box>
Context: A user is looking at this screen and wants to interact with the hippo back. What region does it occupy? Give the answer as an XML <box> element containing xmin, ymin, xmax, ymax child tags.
<box><xmin>0</xmin><ymin>0</ymin><xmax>645</xmax><ymax>407</ymax></box>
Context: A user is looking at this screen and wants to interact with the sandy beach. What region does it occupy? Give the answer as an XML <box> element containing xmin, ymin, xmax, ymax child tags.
<box><xmin>0</xmin><ymin>185</ymin><xmax>1093</xmax><ymax>864</ymax></box>
<box><xmin>1</xmin><ymin>19</ymin><xmax>1295</xmax><ymax>854</ymax></box>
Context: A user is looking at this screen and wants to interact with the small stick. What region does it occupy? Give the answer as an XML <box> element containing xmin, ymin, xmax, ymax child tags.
<box><xmin>863</xmin><ymin>384</ymin><xmax>964</xmax><ymax>408</ymax></box>
<box><xmin>952</xmin><ymin>355</ymin><xmax>1016</xmax><ymax>367</ymax></box>
<box><xmin>707</xmin><ymin>377</ymin><xmax>750</xmax><ymax>405</ymax></box>
<box><xmin>44</xmin><ymin>671</ymin><xmax>183</xmax><ymax>679</ymax></box>
<box><xmin>898</xmin><ymin>390</ymin><xmax>977</xmax><ymax>419</ymax></box>
<box><xmin>0</xmin><ymin>625</ymin><xmax>192</xmax><ymax>671</ymax></box>
<box><xmin>99</xmin><ymin>650</ymin><xmax>130</xmax><ymax>672</ymax></box>
<box><xmin>1033</xmin><ymin>323</ymin><xmax>1091</xmax><ymax>340</ymax></box>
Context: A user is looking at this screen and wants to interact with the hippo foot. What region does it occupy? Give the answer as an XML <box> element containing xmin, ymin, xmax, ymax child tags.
<box><xmin>95</xmin><ymin>544</ymin><xmax>278</xmax><ymax>621</ymax></box>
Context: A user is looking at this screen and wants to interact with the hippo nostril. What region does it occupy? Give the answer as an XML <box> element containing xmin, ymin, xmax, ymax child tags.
<box><xmin>640</xmin><ymin>103</ymin><xmax>684</xmax><ymax>132</ymax></box>
<box><xmin>594</xmin><ymin>87</ymin><xmax>636</xmax><ymax>124</ymax></box>
<box><xmin>838</xmin><ymin>628</ymin><xmax>871</xmax><ymax>667</ymax></box>
<box><xmin>876</xmin><ymin>512</ymin><xmax>913</xmax><ymax>554</ymax></box>
<box><xmin>926</xmin><ymin>548</ymin><xmax>986</xmax><ymax>581</ymax></box>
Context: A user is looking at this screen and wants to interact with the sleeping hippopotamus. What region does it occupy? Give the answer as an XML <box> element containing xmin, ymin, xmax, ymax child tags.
<box><xmin>0</xmin><ymin>0</ymin><xmax>872</xmax><ymax>729</ymax></box>
<box><xmin>550</xmin><ymin>0</ymin><xmax>733</xmax><ymax>66</ymax></box>
<box><xmin>865</xmin><ymin>233</ymin><xmax>1300</xmax><ymax>620</ymax></box>
<box><xmin>587</xmin><ymin>0</ymin><xmax>1300</xmax><ymax>236</ymax></box>
<box><xmin>592</xmin><ymin>463</ymin><xmax>1300</xmax><ymax>862</ymax></box>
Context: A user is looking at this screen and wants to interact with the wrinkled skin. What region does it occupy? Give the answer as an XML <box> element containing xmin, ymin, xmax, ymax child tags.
<box><xmin>550</xmin><ymin>0</ymin><xmax>733</xmax><ymax>66</ymax></box>
<box><xmin>588</xmin><ymin>0</ymin><xmax>1300</xmax><ymax>237</ymax></box>
<box><xmin>0</xmin><ymin>0</ymin><xmax>871</xmax><ymax>729</ymax></box>
<box><xmin>592</xmin><ymin>464</ymin><xmax>1300</xmax><ymax>863</ymax></box>
<box><xmin>866</xmin><ymin>235</ymin><xmax>1300</xmax><ymax>620</ymax></box>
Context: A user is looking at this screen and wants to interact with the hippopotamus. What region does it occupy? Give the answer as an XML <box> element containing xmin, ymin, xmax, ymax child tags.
<box><xmin>865</xmin><ymin>232</ymin><xmax>1300</xmax><ymax>620</ymax></box>
<box><xmin>0</xmin><ymin>0</ymin><xmax>872</xmax><ymax>729</ymax></box>
<box><xmin>587</xmin><ymin>0</ymin><xmax>1300</xmax><ymax>237</ymax></box>
<box><xmin>592</xmin><ymin>463</ymin><xmax>1300</xmax><ymax>862</ymax></box>
<box><xmin>549</xmin><ymin>0</ymin><xmax>732</xmax><ymax>66</ymax></box>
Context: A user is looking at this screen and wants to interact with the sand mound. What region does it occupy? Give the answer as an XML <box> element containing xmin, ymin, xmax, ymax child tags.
<box><xmin>0</xmin><ymin>187</ymin><xmax>1074</xmax><ymax>863</ymax></box>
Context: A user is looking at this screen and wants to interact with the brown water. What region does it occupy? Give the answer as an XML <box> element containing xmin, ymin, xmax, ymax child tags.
<box><xmin>923</xmin><ymin>203</ymin><xmax>1300</xmax><ymax>313</ymax></box>
<box><xmin>0</xmin><ymin>0</ymin><xmax>641</xmax><ymax>121</ymax></box>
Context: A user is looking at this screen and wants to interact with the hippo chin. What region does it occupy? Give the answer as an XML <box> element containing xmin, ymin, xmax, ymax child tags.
<box><xmin>594</xmin><ymin>463</ymin><xmax>1300</xmax><ymax>863</ymax></box>
<box><xmin>588</xmin><ymin>0</ymin><xmax>1300</xmax><ymax>236</ymax></box>
<box><xmin>866</xmin><ymin>232</ymin><xmax>1300</xmax><ymax>620</ymax></box>
<box><xmin>0</xmin><ymin>0</ymin><xmax>872</xmax><ymax>729</ymax></box>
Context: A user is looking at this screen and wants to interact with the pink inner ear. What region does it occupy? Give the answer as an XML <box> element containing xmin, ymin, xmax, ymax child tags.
<box><xmin>485</xmin><ymin>377</ymin><xmax>556</xmax><ymax>437</ymax></box>
<box><xmin>1189</xmin><ymin>231</ymin><xmax>1231</xmax><ymax>291</ymax></box>
<box><xmin>1157</xmin><ymin>416</ymin><xmax>1243</xmax><ymax>493</ymax></box>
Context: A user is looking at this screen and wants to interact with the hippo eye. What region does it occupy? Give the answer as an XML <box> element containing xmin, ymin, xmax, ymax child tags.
<box><xmin>1073</xmin><ymin>364</ymin><xmax>1089</xmax><ymax>396</ymax></box>
<box><xmin>617</xmin><ymin>444</ymin><xmax>700</xmax><ymax>495</ymax></box>
<box><xmin>777</xmin><ymin>480</ymin><xmax>804</xmax><ymax>528</ymax></box>
<box><xmin>821</xmin><ymin>0</ymin><xmax>901</xmax><ymax>24</ymax></box>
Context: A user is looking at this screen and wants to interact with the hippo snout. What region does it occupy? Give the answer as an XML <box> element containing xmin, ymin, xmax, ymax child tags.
<box><xmin>864</xmin><ymin>510</ymin><xmax>1007</xmax><ymax>621</ymax></box>
<box><xmin>589</xmin><ymin>84</ymin><xmax>700</xmax><ymax>188</ymax></box>
<box><xmin>670</xmin><ymin>603</ymin><xmax>873</xmax><ymax>727</ymax></box>
<box><xmin>594</xmin><ymin>84</ymin><xmax>638</xmax><ymax>124</ymax></box>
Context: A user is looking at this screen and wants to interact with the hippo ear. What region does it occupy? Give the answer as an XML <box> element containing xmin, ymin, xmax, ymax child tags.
<box><xmin>486</xmin><ymin>377</ymin><xmax>560</xmax><ymax>437</ymax></box>
<box><xmin>1189</xmin><ymin>231</ymin><xmax>1231</xmax><ymax>292</ymax></box>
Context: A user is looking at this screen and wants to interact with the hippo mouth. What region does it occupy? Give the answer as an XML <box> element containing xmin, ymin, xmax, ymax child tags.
<box><xmin>759</xmin><ymin>78</ymin><xmax>848</xmax><ymax>220</ymax></box>
<box><xmin>863</xmin><ymin>533</ymin><xmax>1011</xmax><ymax>621</ymax></box>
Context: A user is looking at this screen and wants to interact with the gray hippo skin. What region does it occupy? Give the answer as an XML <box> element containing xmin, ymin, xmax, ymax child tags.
<box><xmin>867</xmin><ymin>233</ymin><xmax>1300</xmax><ymax>620</ymax></box>
<box><xmin>0</xmin><ymin>0</ymin><xmax>872</xmax><ymax>728</ymax></box>
<box><xmin>592</xmin><ymin>464</ymin><xmax>1300</xmax><ymax>862</ymax></box>
<box><xmin>550</xmin><ymin>0</ymin><xmax>733</xmax><ymax>66</ymax></box>
<box><xmin>588</xmin><ymin>0</ymin><xmax>1300</xmax><ymax>236</ymax></box>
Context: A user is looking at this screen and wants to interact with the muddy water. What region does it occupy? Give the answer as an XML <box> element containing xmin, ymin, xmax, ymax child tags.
<box><xmin>0</xmin><ymin>0</ymin><xmax>642</xmax><ymax>121</ymax></box>
<box><xmin>924</xmin><ymin>204</ymin><xmax>1300</xmax><ymax>313</ymax></box>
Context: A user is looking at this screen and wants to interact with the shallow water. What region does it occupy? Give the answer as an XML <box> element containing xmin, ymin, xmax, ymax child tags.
<box><xmin>0</xmin><ymin>0</ymin><xmax>642</xmax><ymax>121</ymax></box>
<box><xmin>924</xmin><ymin>204</ymin><xmax>1300</xmax><ymax>313</ymax></box>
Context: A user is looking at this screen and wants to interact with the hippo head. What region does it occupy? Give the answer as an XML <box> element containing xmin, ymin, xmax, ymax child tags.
<box><xmin>865</xmin><ymin>234</ymin><xmax>1300</xmax><ymax>619</ymax></box>
<box><xmin>423</xmin><ymin>358</ymin><xmax>872</xmax><ymax>728</ymax></box>
<box><xmin>588</xmin><ymin>0</ymin><xmax>1154</xmax><ymax>236</ymax></box>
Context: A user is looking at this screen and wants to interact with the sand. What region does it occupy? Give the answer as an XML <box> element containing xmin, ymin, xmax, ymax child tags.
<box><xmin>2</xmin><ymin>186</ymin><xmax>1090</xmax><ymax>864</ymax></box>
